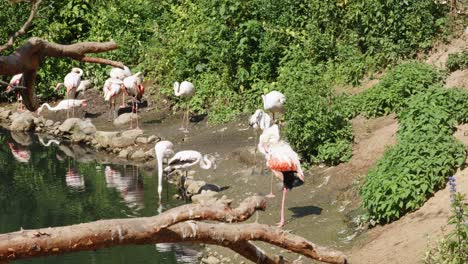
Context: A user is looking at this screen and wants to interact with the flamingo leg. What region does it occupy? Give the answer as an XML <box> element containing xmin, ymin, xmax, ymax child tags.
<box><xmin>135</xmin><ymin>98</ymin><xmax>140</xmax><ymax>129</ymax></box>
<box><xmin>66</xmin><ymin>91</ymin><xmax>70</xmax><ymax>119</ymax></box>
<box><xmin>179</xmin><ymin>100</ymin><xmax>187</xmax><ymax>132</ymax></box>
<box><xmin>266</xmin><ymin>173</ymin><xmax>276</xmax><ymax>198</ymax></box>
<box><xmin>277</xmin><ymin>187</ymin><xmax>287</xmax><ymax>228</ymax></box>
<box><xmin>129</xmin><ymin>99</ymin><xmax>135</xmax><ymax>129</ymax></box>
<box><xmin>121</xmin><ymin>92</ymin><xmax>126</xmax><ymax>108</ymax></box>
<box><xmin>183</xmin><ymin>100</ymin><xmax>190</xmax><ymax>133</ymax></box>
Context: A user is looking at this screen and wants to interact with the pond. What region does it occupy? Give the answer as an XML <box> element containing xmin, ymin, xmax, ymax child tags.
<box><xmin>0</xmin><ymin>129</ymin><xmax>201</xmax><ymax>264</ymax></box>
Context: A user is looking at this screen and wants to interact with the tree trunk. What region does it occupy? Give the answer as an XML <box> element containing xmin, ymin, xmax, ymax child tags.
<box><xmin>0</xmin><ymin>196</ymin><xmax>347</xmax><ymax>264</ymax></box>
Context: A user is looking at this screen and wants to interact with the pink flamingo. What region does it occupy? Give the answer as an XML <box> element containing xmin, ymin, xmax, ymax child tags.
<box><xmin>123</xmin><ymin>72</ymin><xmax>144</xmax><ymax>129</ymax></box>
<box><xmin>55</xmin><ymin>68</ymin><xmax>84</xmax><ymax>118</ymax></box>
<box><xmin>258</xmin><ymin>124</ymin><xmax>281</xmax><ymax>198</ymax></box>
<box><xmin>6</xmin><ymin>73</ymin><xmax>24</xmax><ymax>111</ymax></box>
<box><xmin>103</xmin><ymin>78</ymin><xmax>124</xmax><ymax>121</ymax></box>
<box><xmin>265</xmin><ymin>139</ymin><xmax>304</xmax><ymax>228</ymax></box>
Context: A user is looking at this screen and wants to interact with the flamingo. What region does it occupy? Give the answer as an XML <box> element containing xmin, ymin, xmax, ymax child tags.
<box><xmin>36</xmin><ymin>99</ymin><xmax>88</xmax><ymax>116</ymax></box>
<box><xmin>258</xmin><ymin>124</ymin><xmax>281</xmax><ymax>198</ymax></box>
<box><xmin>55</xmin><ymin>68</ymin><xmax>84</xmax><ymax>118</ymax></box>
<box><xmin>103</xmin><ymin>78</ymin><xmax>124</xmax><ymax>121</ymax></box>
<box><xmin>74</xmin><ymin>79</ymin><xmax>92</xmax><ymax>98</ymax></box>
<box><xmin>173</xmin><ymin>81</ymin><xmax>195</xmax><ymax>133</ymax></box>
<box><xmin>7</xmin><ymin>142</ymin><xmax>31</xmax><ymax>163</ymax></box>
<box><xmin>265</xmin><ymin>139</ymin><xmax>304</xmax><ymax>227</ymax></box>
<box><xmin>6</xmin><ymin>73</ymin><xmax>24</xmax><ymax>111</ymax></box>
<box><xmin>249</xmin><ymin>109</ymin><xmax>272</xmax><ymax>165</ymax></box>
<box><xmin>262</xmin><ymin>90</ymin><xmax>285</xmax><ymax>124</ymax></box>
<box><xmin>110</xmin><ymin>65</ymin><xmax>132</xmax><ymax>107</ymax></box>
<box><xmin>66</xmin><ymin>167</ymin><xmax>85</xmax><ymax>191</ymax></box>
<box><xmin>155</xmin><ymin>140</ymin><xmax>175</xmax><ymax>204</ymax></box>
<box><xmin>164</xmin><ymin>150</ymin><xmax>216</xmax><ymax>191</ymax></box>
<box><xmin>123</xmin><ymin>72</ymin><xmax>144</xmax><ymax>129</ymax></box>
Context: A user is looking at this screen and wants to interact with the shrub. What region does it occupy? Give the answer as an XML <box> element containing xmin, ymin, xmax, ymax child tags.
<box><xmin>446</xmin><ymin>49</ymin><xmax>468</xmax><ymax>72</ymax></box>
<box><xmin>361</xmin><ymin>87</ymin><xmax>468</xmax><ymax>223</ymax></box>
<box><xmin>343</xmin><ymin>62</ymin><xmax>444</xmax><ymax>118</ymax></box>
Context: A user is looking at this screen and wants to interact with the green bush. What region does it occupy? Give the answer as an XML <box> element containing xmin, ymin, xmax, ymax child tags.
<box><xmin>280</xmin><ymin>55</ymin><xmax>353</xmax><ymax>165</ymax></box>
<box><xmin>361</xmin><ymin>87</ymin><xmax>468</xmax><ymax>223</ymax></box>
<box><xmin>344</xmin><ymin>62</ymin><xmax>444</xmax><ymax>118</ymax></box>
<box><xmin>446</xmin><ymin>49</ymin><xmax>468</xmax><ymax>72</ymax></box>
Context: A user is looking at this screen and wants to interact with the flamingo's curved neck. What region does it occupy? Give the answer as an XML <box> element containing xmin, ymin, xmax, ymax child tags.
<box><xmin>199</xmin><ymin>155</ymin><xmax>212</xmax><ymax>170</ymax></box>
<box><xmin>156</xmin><ymin>148</ymin><xmax>164</xmax><ymax>196</ymax></box>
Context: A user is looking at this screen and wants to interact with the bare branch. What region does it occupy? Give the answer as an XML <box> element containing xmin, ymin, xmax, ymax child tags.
<box><xmin>0</xmin><ymin>37</ymin><xmax>123</xmax><ymax>110</ymax></box>
<box><xmin>0</xmin><ymin>196</ymin><xmax>347</xmax><ymax>264</ymax></box>
<box><xmin>0</xmin><ymin>0</ymin><xmax>43</xmax><ymax>52</ymax></box>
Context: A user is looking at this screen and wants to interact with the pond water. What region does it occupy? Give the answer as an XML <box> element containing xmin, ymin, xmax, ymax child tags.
<box><xmin>0</xmin><ymin>129</ymin><xmax>201</xmax><ymax>264</ymax></box>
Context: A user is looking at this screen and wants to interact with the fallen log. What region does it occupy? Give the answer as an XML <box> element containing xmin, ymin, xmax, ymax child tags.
<box><xmin>0</xmin><ymin>196</ymin><xmax>347</xmax><ymax>264</ymax></box>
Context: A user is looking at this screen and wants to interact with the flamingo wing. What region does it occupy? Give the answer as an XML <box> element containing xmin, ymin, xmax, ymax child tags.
<box><xmin>168</xmin><ymin>150</ymin><xmax>201</xmax><ymax>168</ymax></box>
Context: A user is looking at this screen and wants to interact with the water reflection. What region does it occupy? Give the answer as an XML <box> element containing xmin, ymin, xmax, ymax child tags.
<box><xmin>155</xmin><ymin>243</ymin><xmax>203</xmax><ymax>264</ymax></box>
<box><xmin>8</xmin><ymin>141</ymin><xmax>31</xmax><ymax>163</ymax></box>
<box><xmin>105</xmin><ymin>165</ymin><xmax>145</xmax><ymax>214</ymax></box>
<box><xmin>0</xmin><ymin>129</ymin><xmax>193</xmax><ymax>264</ymax></box>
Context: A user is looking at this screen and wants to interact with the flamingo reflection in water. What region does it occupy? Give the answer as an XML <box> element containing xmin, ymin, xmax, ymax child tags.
<box><xmin>65</xmin><ymin>164</ymin><xmax>85</xmax><ymax>191</ymax></box>
<box><xmin>105</xmin><ymin>166</ymin><xmax>145</xmax><ymax>214</ymax></box>
<box><xmin>7</xmin><ymin>142</ymin><xmax>31</xmax><ymax>163</ymax></box>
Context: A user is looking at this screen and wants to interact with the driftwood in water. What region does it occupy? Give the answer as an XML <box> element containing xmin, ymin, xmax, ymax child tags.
<box><xmin>0</xmin><ymin>196</ymin><xmax>347</xmax><ymax>264</ymax></box>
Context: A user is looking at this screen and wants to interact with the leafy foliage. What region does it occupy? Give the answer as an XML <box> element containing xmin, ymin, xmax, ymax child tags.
<box><xmin>446</xmin><ymin>49</ymin><xmax>468</xmax><ymax>72</ymax></box>
<box><xmin>343</xmin><ymin>62</ymin><xmax>444</xmax><ymax>118</ymax></box>
<box><xmin>361</xmin><ymin>86</ymin><xmax>468</xmax><ymax>223</ymax></box>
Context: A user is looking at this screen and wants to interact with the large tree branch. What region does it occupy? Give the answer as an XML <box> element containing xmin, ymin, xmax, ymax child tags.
<box><xmin>0</xmin><ymin>0</ymin><xmax>42</xmax><ymax>52</ymax></box>
<box><xmin>0</xmin><ymin>38</ymin><xmax>123</xmax><ymax>110</ymax></box>
<box><xmin>0</xmin><ymin>196</ymin><xmax>347</xmax><ymax>264</ymax></box>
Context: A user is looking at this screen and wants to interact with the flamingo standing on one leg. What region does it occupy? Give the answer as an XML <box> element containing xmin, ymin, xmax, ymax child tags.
<box><xmin>258</xmin><ymin>124</ymin><xmax>281</xmax><ymax>198</ymax></box>
<box><xmin>55</xmin><ymin>68</ymin><xmax>83</xmax><ymax>118</ymax></box>
<box><xmin>6</xmin><ymin>73</ymin><xmax>24</xmax><ymax>111</ymax></box>
<box><xmin>155</xmin><ymin>140</ymin><xmax>175</xmax><ymax>206</ymax></box>
<box><xmin>110</xmin><ymin>65</ymin><xmax>132</xmax><ymax>107</ymax></box>
<box><xmin>265</xmin><ymin>139</ymin><xmax>304</xmax><ymax>228</ymax></box>
<box><xmin>173</xmin><ymin>81</ymin><xmax>195</xmax><ymax>133</ymax></box>
<box><xmin>123</xmin><ymin>72</ymin><xmax>144</xmax><ymax>129</ymax></box>
<box><xmin>164</xmin><ymin>150</ymin><xmax>216</xmax><ymax>200</ymax></box>
<box><xmin>262</xmin><ymin>90</ymin><xmax>285</xmax><ymax>124</ymax></box>
<box><xmin>103</xmin><ymin>78</ymin><xmax>124</xmax><ymax>121</ymax></box>
<box><xmin>36</xmin><ymin>99</ymin><xmax>88</xmax><ymax>117</ymax></box>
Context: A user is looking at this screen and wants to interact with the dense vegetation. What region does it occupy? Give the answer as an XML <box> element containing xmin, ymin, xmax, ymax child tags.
<box><xmin>446</xmin><ymin>49</ymin><xmax>468</xmax><ymax>72</ymax></box>
<box><xmin>0</xmin><ymin>1</ymin><xmax>452</xmax><ymax>164</ymax></box>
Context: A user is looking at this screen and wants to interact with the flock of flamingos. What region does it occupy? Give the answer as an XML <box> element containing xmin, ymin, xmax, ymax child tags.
<box><xmin>5</xmin><ymin>66</ymin><xmax>305</xmax><ymax>228</ymax></box>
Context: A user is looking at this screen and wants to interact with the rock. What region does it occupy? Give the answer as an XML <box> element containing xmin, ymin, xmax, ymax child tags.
<box><xmin>9</xmin><ymin>112</ymin><xmax>35</xmax><ymax>131</ymax></box>
<box><xmin>186</xmin><ymin>180</ymin><xmax>206</xmax><ymax>195</ymax></box>
<box><xmin>33</xmin><ymin>116</ymin><xmax>45</xmax><ymax>126</ymax></box>
<box><xmin>0</xmin><ymin>109</ymin><xmax>12</xmax><ymax>120</ymax></box>
<box><xmin>147</xmin><ymin>135</ymin><xmax>159</xmax><ymax>143</ymax></box>
<box><xmin>144</xmin><ymin>149</ymin><xmax>155</xmax><ymax>159</ymax></box>
<box><xmin>58</xmin><ymin>118</ymin><xmax>81</xmax><ymax>133</ymax></box>
<box><xmin>95</xmin><ymin>131</ymin><xmax>120</xmax><ymax>148</ymax></box>
<box><xmin>136</xmin><ymin>136</ymin><xmax>148</xmax><ymax>144</ymax></box>
<box><xmin>45</xmin><ymin>119</ymin><xmax>54</xmax><ymax>127</ymax></box>
<box><xmin>118</xmin><ymin>149</ymin><xmax>129</xmax><ymax>159</ymax></box>
<box><xmin>173</xmin><ymin>194</ymin><xmax>181</xmax><ymax>199</ymax></box>
<box><xmin>78</xmin><ymin>119</ymin><xmax>96</xmax><ymax>135</ymax></box>
<box><xmin>113</xmin><ymin>113</ymin><xmax>139</xmax><ymax>126</ymax></box>
<box><xmin>131</xmin><ymin>149</ymin><xmax>145</xmax><ymax>160</ymax></box>
<box><xmin>54</xmin><ymin>121</ymin><xmax>61</xmax><ymax>126</ymax></box>
<box><xmin>202</xmin><ymin>256</ymin><xmax>220</xmax><ymax>264</ymax></box>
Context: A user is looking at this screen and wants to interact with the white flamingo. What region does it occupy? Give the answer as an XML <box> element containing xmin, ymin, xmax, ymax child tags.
<box><xmin>103</xmin><ymin>78</ymin><xmax>124</xmax><ymax>121</ymax></box>
<box><xmin>265</xmin><ymin>139</ymin><xmax>304</xmax><ymax>228</ymax></box>
<box><xmin>173</xmin><ymin>81</ymin><xmax>195</xmax><ymax>133</ymax></box>
<box><xmin>74</xmin><ymin>79</ymin><xmax>92</xmax><ymax>98</ymax></box>
<box><xmin>55</xmin><ymin>68</ymin><xmax>84</xmax><ymax>118</ymax></box>
<box><xmin>123</xmin><ymin>72</ymin><xmax>144</xmax><ymax>129</ymax></box>
<box><xmin>258</xmin><ymin>124</ymin><xmax>281</xmax><ymax>198</ymax></box>
<box><xmin>249</xmin><ymin>109</ymin><xmax>272</xmax><ymax>164</ymax></box>
<box><xmin>37</xmin><ymin>99</ymin><xmax>88</xmax><ymax>115</ymax></box>
<box><xmin>164</xmin><ymin>150</ymin><xmax>216</xmax><ymax>179</ymax></box>
<box><xmin>110</xmin><ymin>65</ymin><xmax>132</xmax><ymax>106</ymax></box>
<box><xmin>6</xmin><ymin>73</ymin><xmax>24</xmax><ymax>111</ymax></box>
<box><xmin>262</xmin><ymin>90</ymin><xmax>285</xmax><ymax>123</ymax></box>
<box><xmin>155</xmin><ymin>140</ymin><xmax>175</xmax><ymax>204</ymax></box>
